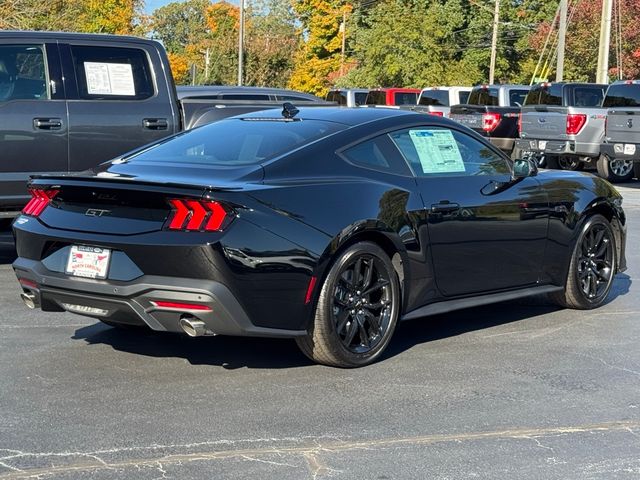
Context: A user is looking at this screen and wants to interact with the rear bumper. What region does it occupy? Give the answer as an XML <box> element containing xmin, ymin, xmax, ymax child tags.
<box><xmin>600</xmin><ymin>142</ymin><xmax>640</xmax><ymax>161</ymax></box>
<box><xmin>489</xmin><ymin>137</ymin><xmax>515</xmax><ymax>152</ymax></box>
<box><xmin>13</xmin><ymin>257</ymin><xmax>306</xmax><ymax>338</ymax></box>
<box><xmin>516</xmin><ymin>139</ymin><xmax>600</xmax><ymax>158</ymax></box>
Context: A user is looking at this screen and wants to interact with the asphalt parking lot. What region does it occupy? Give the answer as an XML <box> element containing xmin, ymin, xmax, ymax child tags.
<box><xmin>1</xmin><ymin>185</ymin><xmax>639</xmax><ymax>479</ymax></box>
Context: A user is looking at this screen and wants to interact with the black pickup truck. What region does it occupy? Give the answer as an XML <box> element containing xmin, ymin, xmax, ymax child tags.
<box><xmin>0</xmin><ymin>31</ymin><xmax>329</xmax><ymax>217</ymax></box>
<box><xmin>449</xmin><ymin>84</ymin><xmax>530</xmax><ymax>154</ymax></box>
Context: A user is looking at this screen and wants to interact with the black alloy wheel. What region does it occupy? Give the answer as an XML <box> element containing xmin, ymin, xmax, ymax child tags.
<box><xmin>551</xmin><ymin>214</ymin><xmax>616</xmax><ymax>309</ymax></box>
<box><xmin>296</xmin><ymin>242</ymin><xmax>400</xmax><ymax>367</ymax></box>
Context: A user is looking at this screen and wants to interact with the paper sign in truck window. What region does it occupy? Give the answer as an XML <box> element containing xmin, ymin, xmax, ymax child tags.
<box><xmin>84</xmin><ymin>62</ymin><xmax>136</xmax><ymax>96</ymax></box>
<box><xmin>409</xmin><ymin>129</ymin><xmax>466</xmax><ymax>174</ymax></box>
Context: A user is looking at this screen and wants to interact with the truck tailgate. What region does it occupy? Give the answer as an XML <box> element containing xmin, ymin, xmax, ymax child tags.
<box><xmin>606</xmin><ymin>110</ymin><xmax>640</xmax><ymax>144</ymax></box>
<box><xmin>520</xmin><ymin>107</ymin><xmax>567</xmax><ymax>139</ymax></box>
<box><xmin>449</xmin><ymin>105</ymin><xmax>485</xmax><ymax>130</ymax></box>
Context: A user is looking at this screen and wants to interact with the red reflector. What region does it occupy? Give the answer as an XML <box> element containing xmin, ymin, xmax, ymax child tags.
<box><xmin>566</xmin><ymin>114</ymin><xmax>587</xmax><ymax>135</ymax></box>
<box><xmin>482</xmin><ymin>112</ymin><xmax>501</xmax><ymax>132</ymax></box>
<box><xmin>429</xmin><ymin>111</ymin><xmax>444</xmax><ymax>117</ymax></box>
<box><xmin>18</xmin><ymin>278</ymin><xmax>38</xmax><ymax>289</ymax></box>
<box><xmin>517</xmin><ymin>113</ymin><xmax>522</xmax><ymax>135</ymax></box>
<box><xmin>22</xmin><ymin>188</ymin><xmax>59</xmax><ymax>217</ymax></box>
<box><xmin>167</xmin><ymin>198</ymin><xmax>229</xmax><ymax>232</ymax></box>
<box><xmin>304</xmin><ymin>276</ymin><xmax>317</xmax><ymax>305</ymax></box>
<box><xmin>151</xmin><ymin>301</ymin><xmax>212</xmax><ymax>311</ymax></box>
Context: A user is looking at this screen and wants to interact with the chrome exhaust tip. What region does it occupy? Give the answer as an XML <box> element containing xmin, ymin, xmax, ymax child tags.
<box><xmin>20</xmin><ymin>292</ymin><xmax>38</xmax><ymax>310</ymax></box>
<box><xmin>179</xmin><ymin>315</ymin><xmax>207</xmax><ymax>337</ymax></box>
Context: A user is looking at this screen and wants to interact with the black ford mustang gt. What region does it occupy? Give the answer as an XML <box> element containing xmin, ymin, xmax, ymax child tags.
<box><xmin>12</xmin><ymin>106</ymin><xmax>626</xmax><ymax>367</ymax></box>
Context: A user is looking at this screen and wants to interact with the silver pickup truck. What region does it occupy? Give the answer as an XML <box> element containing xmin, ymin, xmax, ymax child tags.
<box><xmin>600</xmin><ymin>80</ymin><xmax>640</xmax><ymax>182</ymax></box>
<box><xmin>515</xmin><ymin>82</ymin><xmax>607</xmax><ymax>171</ymax></box>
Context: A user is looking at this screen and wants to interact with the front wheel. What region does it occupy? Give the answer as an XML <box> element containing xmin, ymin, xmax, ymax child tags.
<box><xmin>551</xmin><ymin>214</ymin><xmax>616</xmax><ymax>310</ymax></box>
<box><xmin>597</xmin><ymin>155</ymin><xmax>634</xmax><ymax>183</ymax></box>
<box><xmin>296</xmin><ymin>242</ymin><xmax>401</xmax><ymax>367</ymax></box>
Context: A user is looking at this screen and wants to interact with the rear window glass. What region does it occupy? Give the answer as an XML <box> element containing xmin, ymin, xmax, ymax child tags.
<box><xmin>355</xmin><ymin>92</ymin><xmax>368</xmax><ymax>105</ymax></box>
<box><xmin>509</xmin><ymin>89</ymin><xmax>528</xmax><ymax>106</ymax></box>
<box><xmin>468</xmin><ymin>87</ymin><xmax>499</xmax><ymax>106</ymax></box>
<box><xmin>71</xmin><ymin>45</ymin><xmax>154</xmax><ymax>100</ymax></box>
<box><xmin>458</xmin><ymin>91</ymin><xmax>470</xmax><ymax>104</ymax></box>
<box><xmin>394</xmin><ymin>92</ymin><xmax>417</xmax><ymax>105</ymax></box>
<box><xmin>366</xmin><ymin>91</ymin><xmax>387</xmax><ymax>105</ymax></box>
<box><xmin>524</xmin><ymin>84</ymin><xmax>563</xmax><ymax>106</ymax></box>
<box><xmin>573</xmin><ymin>87</ymin><xmax>605</xmax><ymax>107</ymax></box>
<box><xmin>326</xmin><ymin>91</ymin><xmax>347</xmax><ymax>105</ymax></box>
<box><xmin>603</xmin><ymin>84</ymin><xmax>640</xmax><ymax>107</ymax></box>
<box><xmin>418</xmin><ymin>90</ymin><xmax>449</xmax><ymax>106</ymax></box>
<box><xmin>128</xmin><ymin>118</ymin><xmax>344</xmax><ymax>166</ymax></box>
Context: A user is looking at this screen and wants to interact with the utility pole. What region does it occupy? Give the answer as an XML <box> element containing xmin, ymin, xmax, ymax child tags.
<box><xmin>204</xmin><ymin>47</ymin><xmax>210</xmax><ymax>84</ymax></box>
<box><xmin>556</xmin><ymin>0</ymin><xmax>567</xmax><ymax>81</ymax></box>
<box><xmin>596</xmin><ymin>0</ymin><xmax>613</xmax><ymax>83</ymax></box>
<box><xmin>340</xmin><ymin>10</ymin><xmax>346</xmax><ymax>76</ymax></box>
<box><xmin>489</xmin><ymin>0</ymin><xmax>500</xmax><ymax>84</ymax></box>
<box><xmin>238</xmin><ymin>0</ymin><xmax>245</xmax><ymax>86</ymax></box>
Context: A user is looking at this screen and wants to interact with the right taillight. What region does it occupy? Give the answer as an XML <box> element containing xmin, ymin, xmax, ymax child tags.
<box><xmin>166</xmin><ymin>198</ymin><xmax>231</xmax><ymax>232</ymax></box>
<box><xmin>429</xmin><ymin>111</ymin><xmax>444</xmax><ymax>117</ymax></box>
<box><xmin>566</xmin><ymin>113</ymin><xmax>587</xmax><ymax>135</ymax></box>
<box><xmin>482</xmin><ymin>112</ymin><xmax>501</xmax><ymax>132</ymax></box>
<box><xmin>22</xmin><ymin>188</ymin><xmax>59</xmax><ymax>217</ymax></box>
<box><xmin>517</xmin><ymin>113</ymin><xmax>523</xmax><ymax>135</ymax></box>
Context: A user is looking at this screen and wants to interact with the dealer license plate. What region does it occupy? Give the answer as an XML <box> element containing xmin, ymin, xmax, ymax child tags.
<box><xmin>65</xmin><ymin>246</ymin><xmax>111</xmax><ymax>279</ymax></box>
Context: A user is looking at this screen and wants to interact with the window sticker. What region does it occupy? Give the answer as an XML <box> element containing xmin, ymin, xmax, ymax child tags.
<box><xmin>408</xmin><ymin>129</ymin><xmax>466</xmax><ymax>174</ymax></box>
<box><xmin>84</xmin><ymin>62</ymin><xmax>136</xmax><ymax>96</ymax></box>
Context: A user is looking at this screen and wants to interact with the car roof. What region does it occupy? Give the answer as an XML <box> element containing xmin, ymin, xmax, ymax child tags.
<box><xmin>237</xmin><ymin>105</ymin><xmax>438</xmax><ymax>126</ymax></box>
<box><xmin>0</xmin><ymin>30</ymin><xmax>153</xmax><ymax>44</ymax></box>
<box><xmin>176</xmin><ymin>85</ymin><xmax>323</xmax><ymax>101</ymax></box>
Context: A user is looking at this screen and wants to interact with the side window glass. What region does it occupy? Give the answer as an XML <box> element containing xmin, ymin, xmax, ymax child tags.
<box><xmin>0</xmin><ymin>45</ymin><xmax>48</xmax><ymax>101</ymax></box>
<box><xmin>70</xmin><ymin>45</ymin><xmax>154</xmax><ymax>100</ymax></box>
<box><xmin>342</xmin><ymin>135</ymin><xmax>411</xmax><ymax>176</ymax></box>
<box><xmin>390</xmin><ymin>127</ymin><xmax>510</xmax><ymax>177</ymax></box>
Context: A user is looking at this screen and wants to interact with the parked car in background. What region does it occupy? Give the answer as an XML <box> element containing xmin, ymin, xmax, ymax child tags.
<box><xmin>0</xmin><ymin>31</ymin><xmax>332</xmax><ymax>218</ymax></box>
<box><xmin>326</xmin><ymin>88</ymin><xmax>369</xmax><ymax>107</ymax></box>
<box><xmin>515</xmin><ymin>82</ymin><xmax>606</xmax><ymax>171</ymax></box>
<box><xmin>412</xmin><ymin>86</ymin><xmax>472</xmax><ymax>117</ymax></box>
<box><xmin>449</xmin><ymin>84</ymin><xmax>530</xmax><ymax>154</ymax></box>
<box><xmin>600</xmin><ymin>80</ymin><xmax>640</xmax><ymax>182</ymax></box>
<box><xmin>365</xmin><ymin>88</ymin><xmax>420</xmax><ymax>106</ymax></box>
<box><xmin>13</xmin><ymin>107</ymin><xmax>626</xmax><ymax>367</ymax></box>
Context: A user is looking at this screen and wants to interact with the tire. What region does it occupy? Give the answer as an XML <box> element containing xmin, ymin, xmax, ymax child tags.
<box><xmin>556</xmin><ymin>155</ymin><xmax>584</xmax><ymax>171</ymax></box>
<box><xmin>597</xmin><ymin>155</ymin><xmax>633</xmax><ymax>183</ymax></box>
<box><xmin>296</xmin><ymin>242</ymin><xmax>401</xmax><ymax>368</ymax></box>
<box><xmin>634</xmin><ymin>162</ymin><xmax>640</xmax><ymax>180</ymax></box>
<box><xmin>551</xmin><ymin>214</ymin><xmax>616</xmax><ymax>310</ymax></box>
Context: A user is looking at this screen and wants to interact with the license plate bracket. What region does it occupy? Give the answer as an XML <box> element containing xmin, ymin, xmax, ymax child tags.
<box><xmin>65</xmin><ymin>246</ymin><xmax>111</xmax><ymax>279</ymax></box>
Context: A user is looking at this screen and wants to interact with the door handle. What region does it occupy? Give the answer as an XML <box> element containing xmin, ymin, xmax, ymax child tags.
<box><xmin>143</xmin><ymin>118</ymin><xmax>169</xmax><ymax>130</ymax></box>
<box><xmin>430</xmin><ymin>201</ymin><xmax>460</xmax><ymax>213</ymax></box>
<box><xmin>33</xmin><ymin>118</ymin><xmax>62</xmax><ymax>130</ymax></box>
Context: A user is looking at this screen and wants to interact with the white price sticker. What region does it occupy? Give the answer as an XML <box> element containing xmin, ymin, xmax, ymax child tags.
<box><xmin>84</xmin><ymin>62</ymin><xmax>136</xmax><ymax>96</ymax></box>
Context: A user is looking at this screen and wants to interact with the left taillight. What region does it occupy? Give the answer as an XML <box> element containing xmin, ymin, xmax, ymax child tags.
<box><xmin>22</xmin><ymin>188</ymin><xmax>59</xmax><ymax>217</ymax></box>
<box><xmin>166</xmin><ymin>198</ymin><xmax>231</xmax><ymax>232</ymax></box>
<box><xmin>482</xmin><ymin>112</ymin><xmax>502</xmax><ymax>132</ymax></box>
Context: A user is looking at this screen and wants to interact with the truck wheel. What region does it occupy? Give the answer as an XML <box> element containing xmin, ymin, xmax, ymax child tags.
<box><xmin>296</xmin><ymin>242</ymin><xmax>400</xmax><ymax>368</ymax></box>
<box><xmin>634</xmin><ymin>162</ymin><xmax>640</xmax><ymax>180</ymax></box>
<box><xmin>596</xmin><ymin>155</ymin><xmax>633</xmax><ymax>183</ymax></box>
<box><xmin>550</xmin><ymin>214</ymin><xmax>616</xmax><ymax>310</ymax></box>
<box><xmin>556</xmin><ymin>155</ymin><xmax>584</xmax><ymax>171</ymax></box>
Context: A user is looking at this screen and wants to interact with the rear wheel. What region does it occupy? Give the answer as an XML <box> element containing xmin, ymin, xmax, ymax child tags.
<box><xmin>296</xmin><ymin>242</ymin><xmax>400</xmax><ymax>368</ymax></box>
<box><xmin>551</xmin><ymin>214</ymin><xmax>616</xmax><ymax>309</ymax></box>
<box><xmin>633</xmin><ymin>162</ymin><xmax>640</xmax><ymax>180</ymax></box>
<box><xmin>549</xmin><ymin>155</ymin><xmax>584</xmax><ymax>171</ymax></box>
<box><xmin>597</xmin><ymin>155</ymin><xmax>633</xmax><ymax>183</ymax></box>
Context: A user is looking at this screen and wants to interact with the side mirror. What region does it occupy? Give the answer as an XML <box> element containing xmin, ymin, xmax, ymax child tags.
<box><xmin>512</xmin><ymin>158</ymin><xmax>538</xmax><ymax>179</ymax></box>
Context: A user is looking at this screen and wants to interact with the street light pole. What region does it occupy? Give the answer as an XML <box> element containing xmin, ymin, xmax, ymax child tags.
<box><xmin>556</xmin><ymin>0</ymin><xmax>567</xmax><ymax>81</ymax></box>
<box><xmin>238</xmin><ymin>0</ymin><xmax>245</xmax><ymax>86</ymax></box>
<box><xmin>489</xmin><ymin>0</ymin><xmax>500</xmax><ymax>84</ymax></box>
<box><xmin>596</xmin><ymin>0</ymin><xmax>613</xmax><ymax>83</ymax></box>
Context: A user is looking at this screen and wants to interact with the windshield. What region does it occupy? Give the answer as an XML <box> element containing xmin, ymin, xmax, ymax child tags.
<box><xmin>128</xmin><ymin>118</ymin><xmax>345</xmax><ymax>166</ymax></box>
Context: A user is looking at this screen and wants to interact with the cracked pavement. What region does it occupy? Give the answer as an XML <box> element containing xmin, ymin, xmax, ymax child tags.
<box><xmin>1</xmin><ymin>184</ymin><xmax>640</xmax><ymax>479</ymax></box>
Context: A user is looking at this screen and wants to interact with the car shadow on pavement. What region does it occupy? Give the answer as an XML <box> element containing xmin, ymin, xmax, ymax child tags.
<box><xmin>0</xmin><ymin>228</ymin><xmax>16</xmax><ymax>265</ymax></box>
<box><xmin>72</xmin><ymin>274</ymin><xmax>630</xmax><ymax>369</ymax></box>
